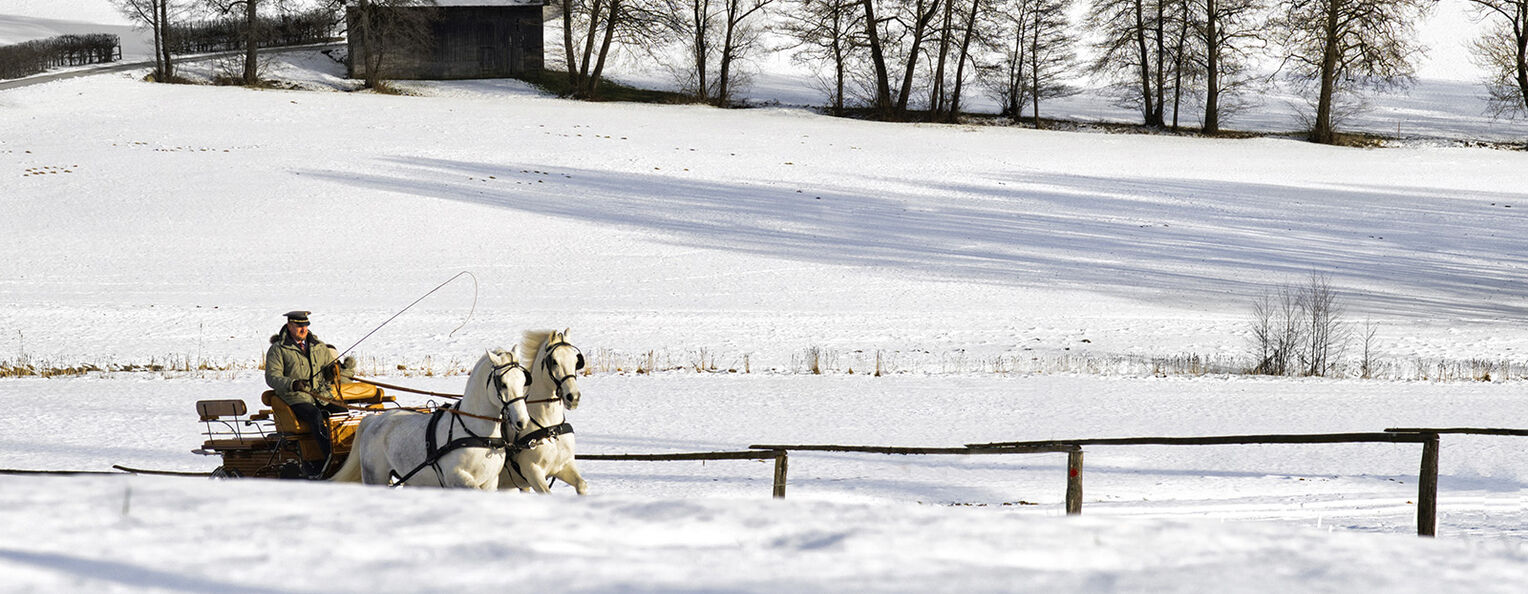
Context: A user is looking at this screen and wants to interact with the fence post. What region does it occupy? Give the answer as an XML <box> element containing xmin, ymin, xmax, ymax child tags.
<box><xmin>1417</xmin><ymin>433</ymin><xmax>1439</xmax><ymax>537</ymax></box>
<box><xmin>1065</xmin><ymin>447</ymin><xmax>1083</xmax><ymax>515</ymax></box>
<box><xmin>772</xmin><ymin>450</ymin><xmax>788</xmax><ymax>499</ymax></box>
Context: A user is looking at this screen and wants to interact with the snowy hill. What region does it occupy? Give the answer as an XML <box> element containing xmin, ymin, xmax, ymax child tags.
<box><xmin>3</xmin><ymin>2</ymin><xmax>1528</xmax><ymax>592</ymax></box>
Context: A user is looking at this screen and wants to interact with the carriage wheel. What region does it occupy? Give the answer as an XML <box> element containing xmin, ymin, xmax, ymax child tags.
<box><xmin>210</xmin><ymin>466</ymin><xmax>242</xmax><ymax>479</ymax></box>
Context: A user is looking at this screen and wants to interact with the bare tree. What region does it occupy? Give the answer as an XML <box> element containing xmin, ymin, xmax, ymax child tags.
<box><xmin>1084</xmin><ymin>0</ymin><xmax>1171</xmax><ymax>127</ymax></box>
<box><xmin>1195</xmin><ymin>0</ymin><xmax>1264</xmax><ymax>133</ymax></box>
<box><xmin>1268</xmin><ymin>0</ymin><xmax>1430</xmax><ymax>144</ymax></box>
<box><xmin>1249</xmin><ymin>273</ymin><xmax>1349</xmax><ymax>377</ymax></box>
<box><xmin>666</xmin><ymin>0</ymin><xmax>774</xmax><ymax>105</ymax></box>
<box><xmin>854</xmin><ymin>0</ymin><xmax>896</xmax><ymax>114</ymax></box>
<box><xmin>714</xmin><ymin>0</ymin><xmax>774</xmax><ymax>104</ymax></box>
<box><xmin>206</xmin><ymin>0</ymin><xmax>289</xmax><ymax>85</ymax></box>
<box><xmin>1162</xmin><ymin>0</ymin><xmax>1198</xmax><ymax>130</ymax></box>
<box><xmin>1300</xmin><ymin>272</ymin><xmax>1346</xmax><ymax>376</ymax></box>
<box><xmin>668</xmin><ymin>0</ymin><xmax>719</xmax><ymax>101</ymax></box>
<box><xmin>1250</xmin><ymin>290</ymin><xmax>1278</xmax><ymax>373</ymax></box>
<box><xmin>926</xmin><ymin>0</ymin><xmax>959</xmax><ymax>119</ymax></box>
<box><xmin>344</xmin><ymin>0</ymin><xmax>437</xmax><ymax>90</ymax></box>
<box><xmin>893</xmin><ymin>0</ymin><xmax>945</xmax><ymax>115</ymax></box>
<box><xmin>1250</xmin><ymin>283</ymin><xmax>1305</xmax><ymax>376</ymax></box>
<box><xmin>1359</xmin><ymin>317</ymin><xmax>1379</xmax><ymax>379</ymax></box>
<box><xmin>115</xmin><ymin>0</ymin><xmax>187</xmax><ymax>81</ymax></box>
<box><xmin>1465</xmin><ymin>0</ymin><xmax>1528</xmax><ymax>117</ymax></box>
<box><xmin>780</xmin><ymin>0</ymin><xmax>863</xmax><ymax>114</ymax></box>
<box><xmin>555</xmin><ymin>0</ymin><xmax>670</xmax><ymax>98</ymax></box>
<box><xmin>982</xmin><ymin>0</ymin><xmax>1075</xmax><ymax>127</ymax></box>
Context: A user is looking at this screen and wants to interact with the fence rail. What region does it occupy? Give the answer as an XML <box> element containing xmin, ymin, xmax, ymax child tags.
<box><xmin>969</xmin><ymin>432</ymin><xmax>1434</xmax><ymax>448</ymax></box>
<box><xmin>747</xmin><ymin>443</ymin><xmax>1085</xmax><ymax>514</ymax></box>
<box><xmin>577</xmin><ymin>450</ymin><xmax>789</xmax><ymax>498</ymax></box>
<box><xmin>1387</xmin><ymin>427</ymin><xmax>1528</xmax><ymax>437</ymax></box>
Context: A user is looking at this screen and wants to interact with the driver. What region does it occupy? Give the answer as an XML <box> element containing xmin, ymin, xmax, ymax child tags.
<box><xmin>264</xmin><ymin>310</ymin><xmax>348</xmax><ymax>477</ymax></box>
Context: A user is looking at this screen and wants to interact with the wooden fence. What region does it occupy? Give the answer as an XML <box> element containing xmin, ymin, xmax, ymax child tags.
<box><xmin>31</xmin><ymin>426</ymin><xmax>1528</xmax><ymax>538</ymax></box>
<box><xmin>576</xmin><ymin>432</ymin><xmax>1447</xmax><ymax>536</ymax></box>
<box><xmin>967</xmin><ymin>432</ymin><xmax>1441</xmax><ymax>536</ymax></box>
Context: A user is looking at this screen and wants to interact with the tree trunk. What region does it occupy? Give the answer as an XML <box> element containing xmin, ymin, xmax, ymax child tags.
<box><xmin>693</xmin><ymin>0</ymin><xmax>710</xmax><ymax>101</ymax></box>
<box><xmin>150</xmin><ymin>0</ymin><xmax>165</xmax><ymax>79</ymax></box>
<box><xmin>578</xmin><ymin>0</ymin><xmax>605</xmax><ymax>84</ymax></box>
<box><xmin>1029</xmin><ymin>7</ymin><xmax>1042</xmax><ymax>128</ymax></box>
<box><xmin>895</xmin><ymin>0</ymin><xmax>941</xmax><ymax>116</ymax></box>
<box><xmin>159</xmin><ymin>0</ymin><xmax>174</xmax><ymax>79</ymax></box>
<box><xmin>562</xmin><ymin>0</ymin><xmax>578</xmax><ymax>88</ymax></box>
<box><xmin>1170</xmin><ymin>5</ymin><xmax>1188</xmax><ymax>131</ymax></box>
<box><xmin>859</xmin><ymin>0</ymin><xmax>894</xmax><ymax>115</ymax></box>
<box><xmin>243</xmin><ymin>0</ymin><xmax>259</xmax><ymax>85</ymax></box>
<box><xmin>1203</xmin><ymin>0</ymin><xmax>1220</xmax><ymax>134</ymax></box>
<box><xmin>945</xmin><ymin>0</ymin><xmax>980</xmax><ymax>123</ymax></box>
<box><xmin>1154</xmin><ymin>1</ymin><xmax>1166</xmax><ymax>125</ymax></box>
<box><xmin>1133</xmin><ymin>0</ymin><xmax>1160</xmax><ymax>126</ymax></box>
<box><xmin>1004</xmin><ymin>24</ymin><xmax>1020</xmax><ymax>118</ymax></box>
<box><xmin>1516</xmin><ymin>3</ymin><xmax>1528</xmax><ymax>111</ymax></box>
<box><xmin>717</xmin><ymin>5</ymin><xmax>737</xmax><ymax>105</ymax></box>
<box><xmin>928</xmin><ymin>0</ymin><xmax>955</xmax><ymax>120</ymax></box>
<box><xmin>832</xmin><ymin>9</ymin><xmax>846</xmax><ymax>114</ymax></box>
<box><xmin>1313</xmin><ymin>0</ymin><xmax>1342</xmax><ymax>144</ymax></box>
<box><xmin>587</xmin><ymin>0</ymin><xmax>620</xmax><ymax>96</ymax></box>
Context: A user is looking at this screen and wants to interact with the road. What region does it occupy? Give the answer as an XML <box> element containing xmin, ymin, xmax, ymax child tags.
<box><xmin>0</xmin><ymin>43</ymin><xmax>342</xmax><ymax>91</ymax></box>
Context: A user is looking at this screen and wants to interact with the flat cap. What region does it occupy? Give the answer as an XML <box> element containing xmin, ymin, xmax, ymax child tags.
<box><xmin>284</xmin><ymin>310</ymin><xmax>311</xmax><ymax>323</ymax></box>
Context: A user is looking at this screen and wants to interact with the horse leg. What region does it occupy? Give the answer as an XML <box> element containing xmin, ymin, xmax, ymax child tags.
<box><xmin>518</xmin><ymin>459</ymin><xmax>553</xmax><ymax>494</ymax></box>
<box><xmin>438</xmin><ymin>451</ymin><xmax>500</xmax><ymax>490</ymax></box>
<box><xmin>552</xmin><ymin>461</ymin><xmax>589</xmax><ymax>495</ymax></box>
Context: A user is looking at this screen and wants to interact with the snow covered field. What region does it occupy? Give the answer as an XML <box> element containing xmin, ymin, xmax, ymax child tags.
<box><xmin>4</xmin><ymin>2</ymin><xmax>1528</xmax><ymax>592</ymax></box>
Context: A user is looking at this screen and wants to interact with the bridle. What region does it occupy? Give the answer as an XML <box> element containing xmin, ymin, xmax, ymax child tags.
<box><xmin>542</xmin><ymin>340</ymin><xmax>585</xmax><ymax>399</ymax></box>
<box><xmin>484</xmin><ymin>359</ymin><xmax>532</xmax><ymax>438</ymax></box>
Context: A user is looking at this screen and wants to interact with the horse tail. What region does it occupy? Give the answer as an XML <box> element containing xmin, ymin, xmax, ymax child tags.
<box><xmin>328</xmin><ymin>448</ymin><xmax>363</xmax><ymax>482</ymax></box>
<box><xmin>328</xmin><ymin>416</ymin><xmax>370</xmax><ymax>483</ymax></box>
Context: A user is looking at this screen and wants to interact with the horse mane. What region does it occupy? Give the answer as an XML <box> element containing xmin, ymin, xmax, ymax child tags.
<box><xmin>518</xmin><ymin>330</ymin><xmax>555</xmax><ymax>362</ymax></box>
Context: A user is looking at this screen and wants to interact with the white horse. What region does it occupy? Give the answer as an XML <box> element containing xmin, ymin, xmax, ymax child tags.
<box><xmin>499</xmin><ymin>329</ymin><xmax>588</xmax><ymax>494</ymax></box>
<box><xmin>330</xmin><ymin>348</ymin><xmax>531</xmax><ymax>488</ymax></box>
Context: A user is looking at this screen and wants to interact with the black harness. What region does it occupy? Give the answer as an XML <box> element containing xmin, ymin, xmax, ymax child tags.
<box><xmin>390</xmin><ymin>360</ymin><xmax>530</xmax><ymax>486</ymax></box>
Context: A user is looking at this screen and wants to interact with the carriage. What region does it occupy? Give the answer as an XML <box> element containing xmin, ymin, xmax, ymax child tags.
<box><xmin>193</xmin><ymin>382</ymin><xmax>396</xmax><ymax>479</ymax></box>
<box><xmin>190</xmin><ymin>330</ymin><xmax>587</xmax><ymax>490</ymax></box>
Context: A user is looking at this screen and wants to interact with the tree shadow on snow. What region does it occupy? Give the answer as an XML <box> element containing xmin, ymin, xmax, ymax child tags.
<box><xmin>0</xmin><ymin>548</ymin><xmax>288</xmax><ymax>594</ymax></box>
<box><xmin>303</xmin><ymin>157</ymin><xmax>1528</xmax><ymax>319</ymax></box>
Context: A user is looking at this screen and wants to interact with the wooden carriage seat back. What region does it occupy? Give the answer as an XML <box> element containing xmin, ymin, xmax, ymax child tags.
<box><xmin>335</xmin><ymin>382</ymin><xmax>384</xmax><ymax>403</ymax></box>
<box><xmin>259</xmin><ymin>386</ymin><xmax>378</xmax><ymax>460</ymax></box>
<box><xmin>197</xmin><ymin>399</ymin><xmax>246</xmax><ymax>422</ymax></box>
<box><xmin>260</xmin><ymin>390</ymin><xmax>308</xmax><ymax>434</ymax></box>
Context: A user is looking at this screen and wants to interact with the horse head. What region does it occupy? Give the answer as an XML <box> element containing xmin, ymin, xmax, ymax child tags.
<box><xmin>485</xmin><ymin>348</ymin><xmax>531</xmax><ymax>434</ymax></box>
<box><xmin>541</xmin><ymin>328</ymin><xmax>583</xmax><ymax>410</ymax></box>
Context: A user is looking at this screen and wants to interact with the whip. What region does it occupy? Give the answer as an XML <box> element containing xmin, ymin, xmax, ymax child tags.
<box><xmin>335</xmin><ymin>271</ymin><xmax>480</xmax><ymax>363</ymax></box>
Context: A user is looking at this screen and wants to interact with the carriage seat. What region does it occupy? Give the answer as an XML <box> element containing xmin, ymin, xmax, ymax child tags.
<box><xmin>195</xmin><ymin>398</ymin><xmax>272</xmax><ymax>454</ymax></box>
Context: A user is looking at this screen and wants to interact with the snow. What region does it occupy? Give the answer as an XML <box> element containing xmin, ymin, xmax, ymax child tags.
<box><xmin>4</xmin><ymin>2</ymin><xmax>1528</xmax><ymax>592</ymax></box>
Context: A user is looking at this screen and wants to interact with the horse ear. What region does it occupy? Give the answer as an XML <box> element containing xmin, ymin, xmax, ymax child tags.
<box><xmin>487</xmin><ymin>349</ymin><xmax>506</xmax><ymax>365</ymax></box>
<box><xmin>562</xmin><ymin>327</ymin><xmax>570</xmax><ymax>337</ymax></box>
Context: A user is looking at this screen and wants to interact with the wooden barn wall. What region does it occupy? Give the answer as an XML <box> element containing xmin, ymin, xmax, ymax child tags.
<box><xmin>347</xmin><ymin>6</ymin><xmax>543</xmax><ymax>80</ymax></box>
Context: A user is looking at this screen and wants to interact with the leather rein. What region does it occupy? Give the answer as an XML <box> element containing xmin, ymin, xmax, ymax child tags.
<box><xmin>351</xmin><ymin>375</ymin><xmax>563</xmax><ymax>409</ymax></box>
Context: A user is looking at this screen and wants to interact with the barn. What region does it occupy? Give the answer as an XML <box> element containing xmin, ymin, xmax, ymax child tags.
<box><xmin>346</xmin><ymin>0</ymin><xmax>544</xmax><ymax>80</ymax></box>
